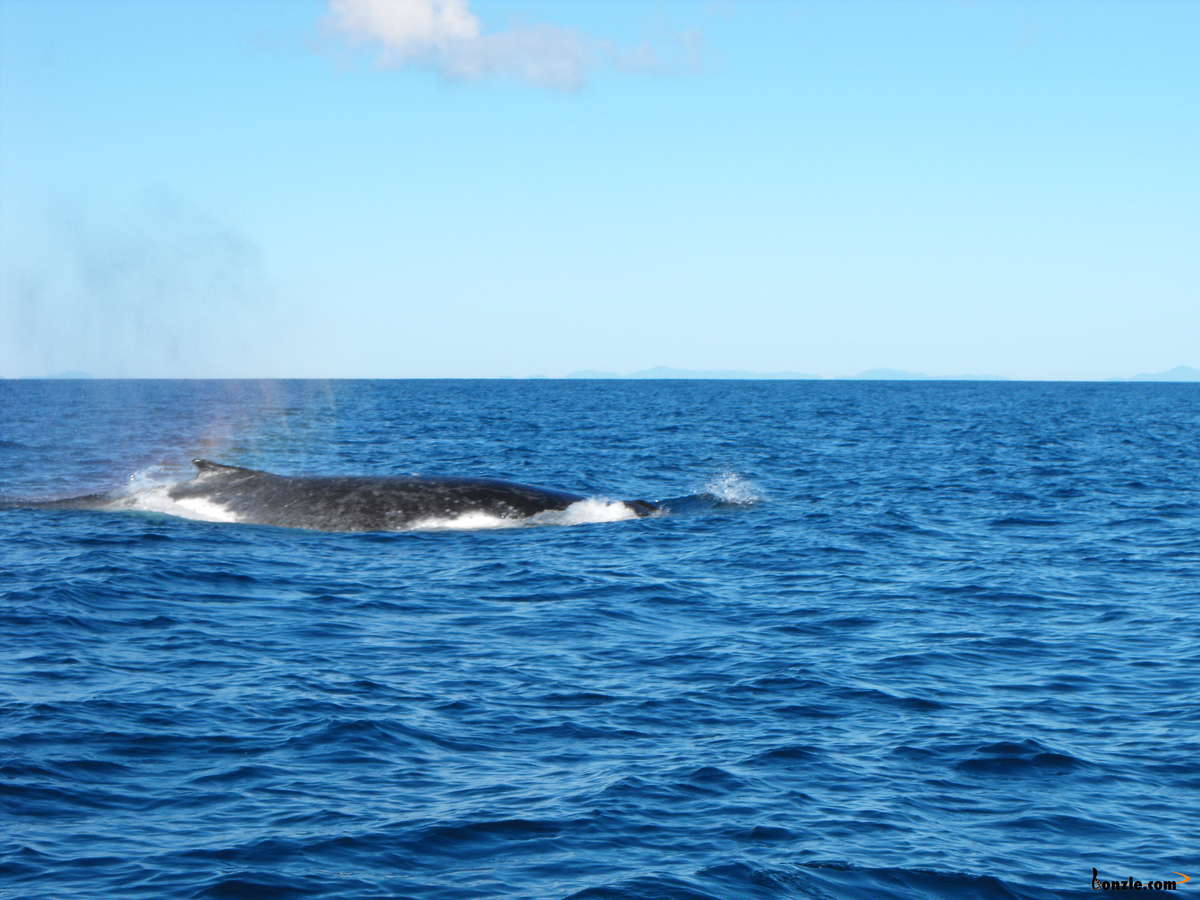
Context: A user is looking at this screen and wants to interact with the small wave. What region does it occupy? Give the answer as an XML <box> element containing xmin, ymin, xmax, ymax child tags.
<box><xmin>953</xmin><ymin>738</ymin><xmax>1094</xmax><ymax>776</ymax></box>
<box><xmin>990</xmin><ymin>515</ymin><xmax>1064</xmax><ymax>527</ymax></box>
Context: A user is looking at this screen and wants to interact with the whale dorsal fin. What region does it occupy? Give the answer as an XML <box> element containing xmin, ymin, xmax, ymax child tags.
<box><xmin>192</xmin><ymin>458</ymin><xmax>259</xmax><ymax>476</ymax></box>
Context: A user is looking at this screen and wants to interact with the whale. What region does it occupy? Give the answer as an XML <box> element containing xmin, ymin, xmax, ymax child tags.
<box><xmin>12</xmin><ymin>459</ymin><xmax>660</xmax><ymax>532</ymax></box>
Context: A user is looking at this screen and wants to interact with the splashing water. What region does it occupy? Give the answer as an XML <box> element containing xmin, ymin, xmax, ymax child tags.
<box><xmin>704</xmin><ymin>472</ymin><xmax>763</xmax><ymax>505</ymax></box>
<box><xmin>90</xmin><ymin>466</ymin><xmax>243</xmax><ymax>523</ymax></box>
<box><xmin>530</xmin><ymin>498</ymin><xmax>645</xmax><ymax>526</ymax></box>
<box><xmin>395</xmin><ymin>499</ymin><xmax>644</xmax><ymax>531</ymax></box>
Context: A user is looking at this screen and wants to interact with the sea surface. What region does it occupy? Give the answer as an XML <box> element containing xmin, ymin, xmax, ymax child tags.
<box><xmin>1</xmin><ymin>379</ymin><xmax>1198</xmax><ymax>899</ymax></box>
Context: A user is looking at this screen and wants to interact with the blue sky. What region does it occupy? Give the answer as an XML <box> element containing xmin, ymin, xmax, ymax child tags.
<box><xmin>1</xmin><ymin>0</ymin><xmax>1196</xmax><ymax>378</ymax></box>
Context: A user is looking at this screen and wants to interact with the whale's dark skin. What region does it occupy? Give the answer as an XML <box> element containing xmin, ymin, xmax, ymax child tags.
<box><xmin>176</xmin><ymin>460</ymin><xmax>662</xmax><ymax>532</ymax></box>
<box><xmin>177</xmin><ymin>459</ymin><xmax>663</xmax><ymax>531</ymax></box>
<box><xmin>15</xmin><ymin>459</ymin><xmax>660</xmax><ymax>532</ymax></box>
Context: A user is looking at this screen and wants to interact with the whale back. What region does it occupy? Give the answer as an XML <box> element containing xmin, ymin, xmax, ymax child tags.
<box><xmin>171</xmin><ymin>460</ymin><xmax>607</xmax><ymax>531</ymax></box>
<box><xmin>13</xmin><ymin>459</ymin><xmax>660</xmax><ymax>532</ymax></box>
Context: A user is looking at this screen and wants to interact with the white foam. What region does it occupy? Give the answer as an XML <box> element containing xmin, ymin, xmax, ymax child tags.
<box><xmin>409</xmin><ymin>498</ymin><xmax>643</xmax><ymax>531</ymax></box>
<box><xmin>530</xmin><ymin>498</ymin><xmax>643</xmax><ymax>526</ymax></box>
<box><xmin>97</xmin><ymin>469</ymin><xmax>244</xmax><ymax>524</ymax></box>
<box><xmin>408</xmin><ymin>510</ymin><xmax>524</xmax><ymax>531</ymax></box>
<box><xmin>705</xmin><ymin>472</ymin><xmax>763</xmax><ymax>505</ymax></box>
<box><xmin>161</xmin><ymin>493</ymin><xmax>243</xmax><ymax>523</ymax></box>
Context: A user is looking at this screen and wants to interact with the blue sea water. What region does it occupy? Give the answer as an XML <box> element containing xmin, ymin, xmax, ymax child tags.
<box><xmin>1</xmin><ymin>379</ymin><xmax>1198</xmax><ymax>899</ymax></box>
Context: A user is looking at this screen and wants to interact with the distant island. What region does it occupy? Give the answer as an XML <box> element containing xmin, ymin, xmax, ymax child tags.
<box><xmin>1124</xmin><ymin>366</ymin><xmax>1200</xmax><ymax>382</ymax></box>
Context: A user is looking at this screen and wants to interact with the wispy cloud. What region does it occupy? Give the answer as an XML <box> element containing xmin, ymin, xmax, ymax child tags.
<box><xmin>326</xmin><ymin>0</ymin><xmax>699</xmax><ymax>90</ymax></box>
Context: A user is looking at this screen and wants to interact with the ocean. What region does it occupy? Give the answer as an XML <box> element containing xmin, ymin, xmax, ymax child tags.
<box><xmin>1</xmin><ymin>379</ymin><xmax>1197</xmax><ymax>899</ymax></box>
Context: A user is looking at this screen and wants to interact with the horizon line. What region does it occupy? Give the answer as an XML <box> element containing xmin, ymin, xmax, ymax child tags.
<box><xmin>7</xmin><ymin>376</ymin><xmax>1199</xmax><ymax>384</ymax></box>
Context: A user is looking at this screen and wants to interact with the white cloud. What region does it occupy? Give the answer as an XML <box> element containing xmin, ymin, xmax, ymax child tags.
<box><xmin>329</xmin><ymin>0</ymin><xmax>481</xmax><ymax>57</ymax></box>
<box><xmin>327</xmin><ymin>0</ymin><xmax>695</xmax><ymax>89</ymax></box>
